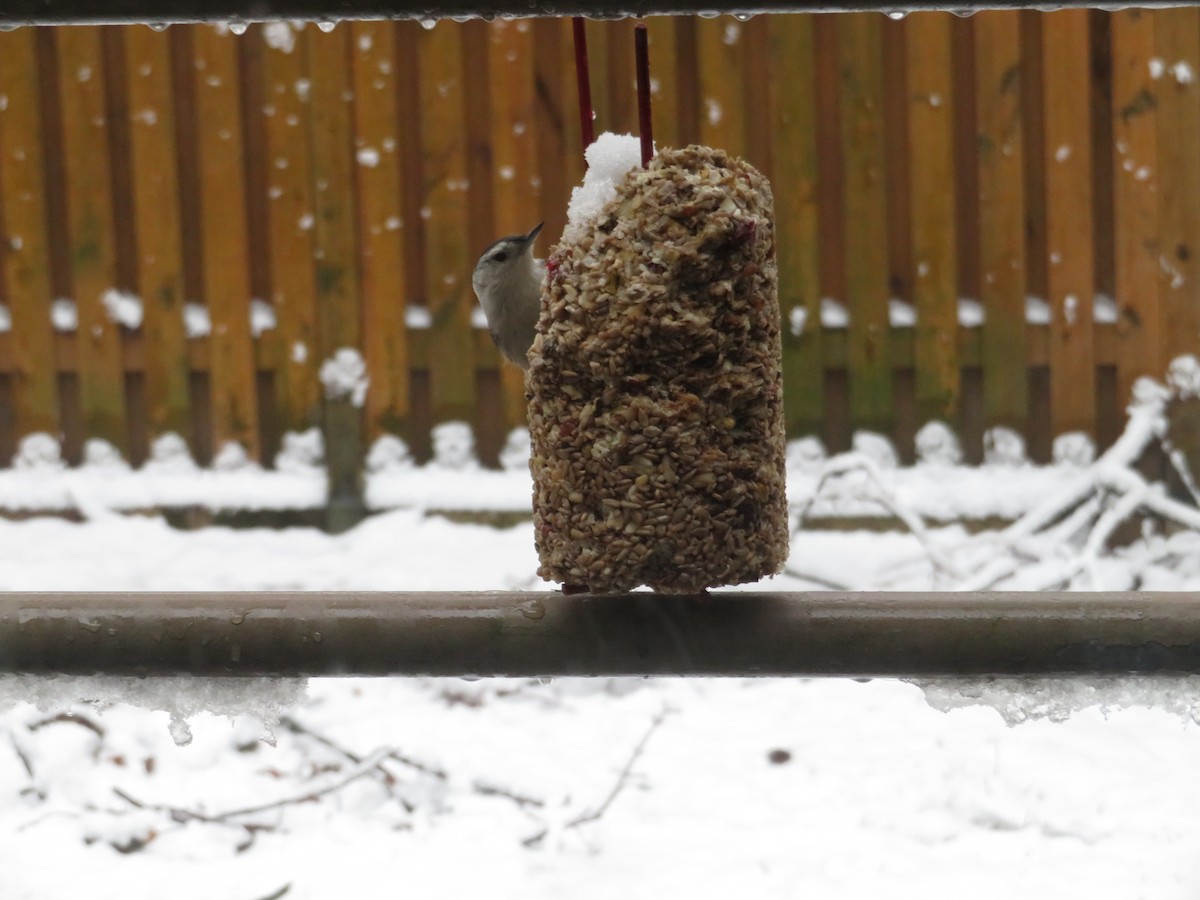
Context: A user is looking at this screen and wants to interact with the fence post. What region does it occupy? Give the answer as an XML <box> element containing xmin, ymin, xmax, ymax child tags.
<box><xmin>323</xmin><ymin>394</ymin><xmax>366</xmax><ymax>534</ymax></box>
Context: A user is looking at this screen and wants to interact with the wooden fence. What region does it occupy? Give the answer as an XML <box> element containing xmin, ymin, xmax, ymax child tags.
<box><xmin>0</xmin><ymin>11</ymin><xmax>1197</xmax><ymax>470</ymax></box>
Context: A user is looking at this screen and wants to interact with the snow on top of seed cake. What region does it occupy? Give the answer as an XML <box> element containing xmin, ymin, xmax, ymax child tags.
<box><xmin>561</xmin><ymin>132</ymin><xmax>645</xmax><ymax>247</ymax></box>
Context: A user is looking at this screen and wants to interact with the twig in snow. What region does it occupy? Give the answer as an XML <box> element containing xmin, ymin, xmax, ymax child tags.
<box><xmin>523</xmin><ymin>708</ymin><xmax>670</xmax><ymax>847</ymax></box>
<box><xmin>8</xmin><ymin>729</ymin><xmax>36</xmax><ymax>781</ymax></box>
<box><xmin>249</xmin><ymin>884</ymin><xmax>291</xmax><ymax>900</ymax></box>
<box><xmin>797</xmin><ymin>452</ymin><xmax>962</xmax><ymax>580</ymax></box>
<box><xmin>278</xmin><ymin>713</ymin><xmax>446</xmax><ymax>812</ymax></box>
<box><xmin>114</xmin><ymin>747</ymin><xmax>401</xmax><ymax>827</ymax></box>
<box><xmin>473</xmin><ymin>780</ymin><xmax>545</xmax><ymax>809</ymax></box>
<box><xmin>282</xmin><ymin>714</ymin><xmax>447</xmax><ymax>779</ymax></box>
<box><xmin>28</xmin><ymin>710</ymin><xmax>105</xmax><ymax>739</ymax></box>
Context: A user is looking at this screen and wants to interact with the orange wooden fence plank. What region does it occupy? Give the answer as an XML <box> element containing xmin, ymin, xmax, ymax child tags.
<box><xmin>532</xmin><ymin>18</ymin><xmax>573</xmax><ymax>252</ymax></box>
<box><xmin>580</xmin><ymin>20</ymin><xmax>610</xmax><ymax>135</ymax></box>
<box><xmin>744</xmin><ymin>17</ymin><xmax>775</xmax><ymax>177</ymax></box>
<box><xmin>644</xmin><ymin>17</ymin><xmax>680</xmax><ymax>151</ymax></box>
<box><xmin>487</xmin><ymin>18</ymin><xmax>538</xmax><ymax>427</ymax></box>
<box><xmin>123</xmin><ymin>25</ymin><xmax>190</xmax><ymax>441</ymax></box>
<box><xmin>419</xmin><ymin>22</ymin><xmax>474</xmax><ymax>426</ymax></box>
<box><xmin>609</xmin><ymin>19</ymin><xmax>639</xmax><ymax>138</ymax></box>
<box><xmin>974</xmin><ymin>11</ymin><xmax>1028</xmax><ymax>432</ymax></box>
<box><xmin>0</xmin><ymin>30</ymin><xmax>59</xmax><ymax>441</ymax></box>
<box><xmin>1041</xmin><ymin>9</ymin><xmax>1096</xmax><ymax>438</ymax></box>
<box><xmin>673</xmin><ymin>17</ymin><xmax>700</xmax><ymax>148</ymax></box>
<box><xmin>257</xmin><ymin>22</ymin><xmax>319</xmax><ymax>437</ymax></box>
<box><xmin>462</xmin><ymin>20</ymin><xmax>496</xmax><ymax>313</ymax></box>
<box><xmin>1020</xmin><ymin>12</ymin><xmax>1047</xmax><ymax>311</ymax></box>
<box><xmin>951</xmin><ymin>17</ymin><xmax>981</xmax><ymax>310</ymax></box>
<box><xmin>697</xmin><ymin>17</ymin><xmax>748</xmax><ymax>157</ymax></box>
<box><xmin>882</xmin><ymin>18</ymin><xmax>912</xmax><ymax>310</ymax></box>
<box><xmin>813</xmin><ymin>15</ymin><xmax>845</xmax><ymax>320</ymax></box>
<box><xmin>1155</xmin><ymin>8</ymin><xmax>1200</xmax><ymax>365</ymax></box>
<box><xmin>56</xmin><ymin>26</ymin><xmax>127</xmax><ymax>454</ymax></box>
<box><xmin>1110</xmin><ymin>10</ymin><xmax>1163</xmax><ymax>406</ymax></box>
<box><xmin>351</xmin><ymin>20</ymin><xmax>411</xmax><ymax>441</ymax></box>
<box><xmin>190</xmin><ymin>24</ymin><xmax>259</xmax><ymax>458</ymax></box>
<box><xmin>905</xmin><ymin>13</ymin><xmax>960</xmax><ymax>426</ymax></box>
<box><xmin>837</xmin><ymin>13</ymin><xmax>892</xmax><ymax>435</ymax></box>
<box><xmin>306</xmin><ymin>26</ymin><xmax>361</xmax><ymax>358</ymax></box>
<box><xmin>767</xmin><ymin>14</ymin><xmax>822</xmax><ymax>438</ymax></box>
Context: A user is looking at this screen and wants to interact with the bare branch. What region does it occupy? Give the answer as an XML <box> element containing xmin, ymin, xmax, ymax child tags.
<box><xmin>28</xmin><ymin>711</ymin><xmax>105</xmax><ymax>739</ymax></box>
<box><xmin>8</xmin><ymin>728</ymin><xmax>37</xmax><ymax>781</ymax></box>
<box><xmin>280</xmin><ymin>714</ymin><xmax>447</xmax><ymax>782</ymax></box>
<box><xmin>473</xmin><ymin>780</ymin><xmax>545</xmax><ymax>809</ymax></box>
<box><xmin>115</xmin><ymin>746</ymin><xmax>411</xmax><ymax>829</ymax></box>
<box><xmin>524</xmin><ymin>708</ymin><xmax>670</xmax><ymax>847</ymax></box>
<box><xmin>797</xmin><ymin>453</ymin><xmax>962</xmax><ymax>580</ymax></box>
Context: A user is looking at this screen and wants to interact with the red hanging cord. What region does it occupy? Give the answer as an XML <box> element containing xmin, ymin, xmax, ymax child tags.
<box><xmin>634</xmin><ymin>23</ymin><xmax>653</xmax><ymax>167</ymax></box>
<box><xmin>573</xmin><ymin>17</ymin><xmax>596</xmax><ymax>164</ymax></box>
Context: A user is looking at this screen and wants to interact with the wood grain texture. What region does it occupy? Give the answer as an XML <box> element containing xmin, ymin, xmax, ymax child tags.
<box><xmin>123</xmin><ymin>26</ymin><xmax>189</xmax><ymax>441</ymax></box>
<box><xmin>838</xmin><ymin>13</ymin><xmax>892</xmax><ymax>435</ymax></box>
<box><xmin>306</xmin><ymin>26</ymin><xmax>361</xmax><ymax>356</ymax></box>
<box><xmin>257</xmin><ymin>23</ymin><xmax>321</xmax><ymax>438</ymax></box>
<box><xmin>488</xmin><ymin>19</ymin><xmax>538</xmax><ymax>429</ymax></box>
<box><xmin>1110</xmin><ymin>9</ymin><xmax>1163</xmax><ymax>406</ymax></box>
<box><xmin>1154</xmin><ymin>8</ymin><xmax>1200</xmax><ymax>366</ymax></box>
<box><xmin>905</xmin><ymin>13</ymin><xmax>960</xmax><ymax>426</ymax></box>
<box><xmin>696</xmin><ymin>16</ymin><xmax>748</xmax><ymax>157</ymax></box>
<box><xmin>768</xmin><ymin>14</ymin><xmax>822</xmax><ymax>437</ymax></box>
<box><xmin>644</xmin><ymin>17</ymin><xmax>680</xmax><ymax>151</ymax></box>
<box><xmin>56</xmin><ymin>26</ymin><xmax>126</xmax><ymax>452</ymax></box>
<box><xmin>0</xmin><ymin>30</ymin><xmax>59</xmax><ymax>439</ymax></box>
<box><xmin>418</xmin><ymin>22</ymin><xmax>474</xmax><ymax>425</ymax></box>
<box><xmin>1041</xmin><ymin>9</ymin><xmax>1096</xmax><ymax>438</ymax></box>
<box><xmin>190</xmin><ymin>24</ymin><xmax>259</xmax><ymax>458</ymax></box>
<box><xmin>352</xmin><ymin>21</ymin><xmax>411</xmax><ymax>442</ymax></box>
<box><xmin>974</xmin><ymin>11</ymin><xmax>1028</xmax><ymax>432</ymax></box>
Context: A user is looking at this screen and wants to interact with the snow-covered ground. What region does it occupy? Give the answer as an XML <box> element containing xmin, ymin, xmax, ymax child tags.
<box><xmin>2</xmin><ymin>489</ymin><xmax>1200</xmax><ymax>898</ymax></box>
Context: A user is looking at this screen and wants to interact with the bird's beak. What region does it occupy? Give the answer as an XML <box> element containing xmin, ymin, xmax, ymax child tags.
<box><xmin>526</xmin><ymin>221</ymin><xmax>544</xmax><ymax>244</ymax></box>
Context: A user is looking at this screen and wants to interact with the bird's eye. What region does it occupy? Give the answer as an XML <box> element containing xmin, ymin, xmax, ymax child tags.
<box><xmin>491</xmin><ymin>251</ymin><xmax>509</xmax><ymax>263</ymax></box>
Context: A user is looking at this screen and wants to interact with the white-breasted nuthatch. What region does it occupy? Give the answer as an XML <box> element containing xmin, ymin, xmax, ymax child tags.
<box><xmin>471</xmin><ymin>222</ymin><xmax>545</xmax><ymax>370</ymax></box>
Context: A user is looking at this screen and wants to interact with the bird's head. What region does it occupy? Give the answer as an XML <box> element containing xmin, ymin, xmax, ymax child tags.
<box><xmin>472</xmin><ymin>222</ymin><xmax>544</xmax><ymax>298</ymax></box>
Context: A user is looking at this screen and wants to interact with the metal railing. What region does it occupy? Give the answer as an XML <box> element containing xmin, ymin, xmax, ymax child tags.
<box><xmin>3</xmin><ymin>591</ymin><xmax>1199</xmax><ymax>677</ymax></box>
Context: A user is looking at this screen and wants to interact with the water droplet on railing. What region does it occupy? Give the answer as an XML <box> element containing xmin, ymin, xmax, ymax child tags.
<box><xmin>317</xmin><ymin>20</ymin><xmax>336</xmax><ymax>33</ymax></box>
<box><xmin>420</xmin><ymin>17</ymin><xmax>438</xmax><ymax>30</ymax></box>
<box><xmin>519</xmin><ymin>598</ymin><xmax>546</xmax><ymax>620</ymax></box>
<box><xmin>229</xmin><ymin>22</ymin><xmax>248</xmax><ymax>35</ymax></box>
<box><xmin>148</xmin><ymin>22</ymin><xmax>169</xmax><ymax>32</ymax></box>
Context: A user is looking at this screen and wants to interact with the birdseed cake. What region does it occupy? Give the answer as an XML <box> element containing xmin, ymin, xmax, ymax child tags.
<box><xmin>526</xmin><ymin>145</ymin><xmax>788</xmax><ymax>593</ymax></box>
